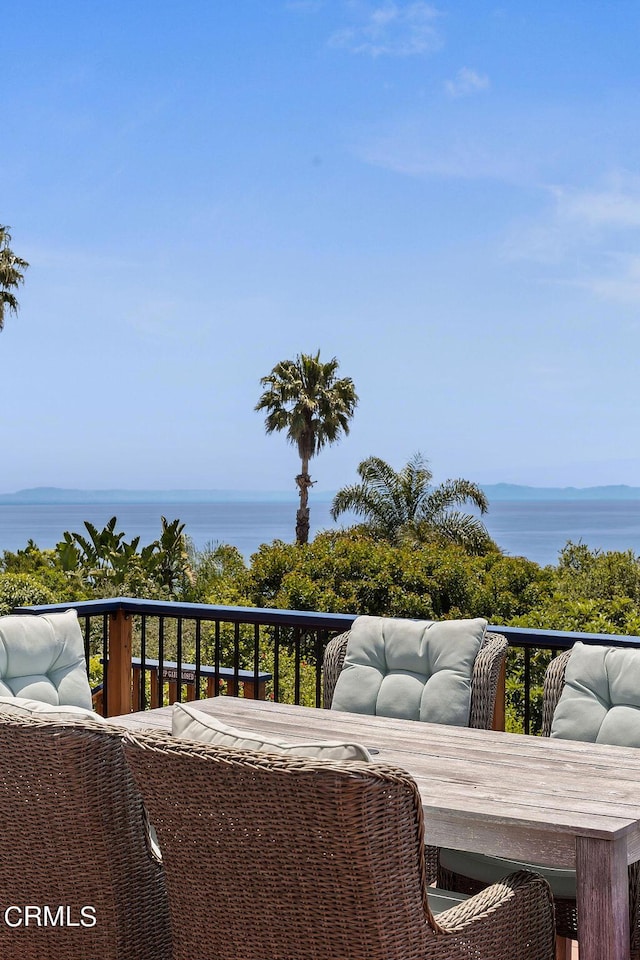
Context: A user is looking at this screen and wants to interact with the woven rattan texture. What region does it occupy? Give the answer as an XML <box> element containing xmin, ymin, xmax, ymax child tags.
<box><xmin>0</xmin><ymin>714</ymin><xmax>170</xmax><ymax>960</ymax></box>
<box><xmin>122</xmin><ymin>727</ymin><xmax>554</xmax><ymax>960</ymax></box>
<box><xmin>541</xmin><ymin>650</ymin><xmax>573</xmax><ymax>738</ymax></box>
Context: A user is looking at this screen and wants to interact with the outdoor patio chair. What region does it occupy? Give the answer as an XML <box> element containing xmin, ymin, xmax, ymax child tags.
<box><xmin>121</xmin><ymin>726</ymin><xmax>555</xmax><ymax>960</ymax></box>
<box><xmin>0</xmin><ymin>609</ymin><xmax>94</xmax><ymax>708</ymax></box>
<box><xmin>323</xmin><ymin>616</ymin><xmax>509</xmax><ymax>884</ymax></box>
<box><xmin>323</xmin><ymin>615</ymin><xmax>508</xmax><ymax>731</ymax></box>
<box><xmin>0</xmin><ymin>711</ymin><xmax>170</xmax><ymax>960</ymax></box>
<box><xmin>437</xmin><ymin>641</ymin><xmax>640</xmax><ymax>959</ymax></box>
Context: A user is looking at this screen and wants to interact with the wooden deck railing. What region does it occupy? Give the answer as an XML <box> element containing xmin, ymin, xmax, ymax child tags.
<box><xmin>13</xmin><ymin>598</ymin><xmax>640</xmax><ymax>732</ymax></box>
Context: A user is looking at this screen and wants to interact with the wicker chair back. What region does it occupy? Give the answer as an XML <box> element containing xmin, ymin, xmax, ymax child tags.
<box><xmin>0</xmin><ymin>714</ymin><xmax>170</xmax><ymax>960</ymax></box>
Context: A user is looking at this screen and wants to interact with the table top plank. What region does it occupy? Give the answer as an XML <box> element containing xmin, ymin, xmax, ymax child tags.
<box><xmin>183</xmin><ymin>697</ymin><xmax>640</xmax><ymax>770</ymax></box>
<box><xmin>111</xmin><ymin>696</ymin><xmax>640</xmax><ymax>856</ymax></box>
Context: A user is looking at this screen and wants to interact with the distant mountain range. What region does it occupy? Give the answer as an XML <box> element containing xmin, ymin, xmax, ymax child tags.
<box><xmin>481</xmin><ymin>483</ymin><xmax>640</xmax><ymax>501</ymax></box>
<box><xmin>0</xmin><ymin>484</ymin><xmax>640</xmax><ymax>504</ymax></box>
<box><xmin>0</xmin><ymin>487</ymin><xmax>305</xmax><ymax>505</ymax></box>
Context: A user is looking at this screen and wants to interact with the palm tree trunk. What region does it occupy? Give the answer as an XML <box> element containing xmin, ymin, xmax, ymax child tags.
<box><xmin>295</xmin><ymin>455</ymin><xmax>312</xmax><ymax>545</ymax></box>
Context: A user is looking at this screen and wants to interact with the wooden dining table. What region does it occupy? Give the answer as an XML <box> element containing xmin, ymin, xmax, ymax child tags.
<box><xmin>113</xmin><ymin>695</ymin><xmax>640</xmax><ymax>960</ymax></box>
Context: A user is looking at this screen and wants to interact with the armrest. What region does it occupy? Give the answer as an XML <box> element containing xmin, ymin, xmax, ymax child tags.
<box><xmin>470</xmin><ymin>632</ymin><xmax>508</xmax><ymax>730</ymax></box>
<box><xmin>322</xmin><ymin>631</ymin><xmax>350</xmax><ymax>708</ymax></box>
<box><xmin>432</xmin><ymin>869</ymin><xmax>554</xmax><ymax>959</ymax></box>
<box><xmin>541</xmin><ymin>649</ymin><xmax>573</xmax><ymax>737</ymax></box>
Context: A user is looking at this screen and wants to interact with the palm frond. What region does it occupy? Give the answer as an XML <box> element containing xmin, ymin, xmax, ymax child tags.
<box><xmin>332</xmin><ymin>453</ymin><xmax>494</xmax><ymax>554</ymax></box>
<box><xmin>427</xmin><ymin>511</ymin><xmax>496</xmax><ymax>555</ymax></box>
<box><xmin>423</xmin><ymin>478</ymin><xmax>489</xmax><ymax>519</ymax></box>
<box><xmin>330</xmin><ymin>484</ymin><xmax>402</xmax><ymax>537</ymax></box>
<box><xmin>0</xmin><ymin>226</ymin><xmax>28</xmax><ymax>330</ymax></box>
<box><xmin>256</xmin><ymin>352</ymin><xmax>357</xmax><ymax>456</ymax></box>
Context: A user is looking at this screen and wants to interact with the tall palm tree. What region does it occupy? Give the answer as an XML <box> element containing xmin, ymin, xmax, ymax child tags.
<box><xmin>256</xmin><ymin>351</ymin><xmax>358</xmax><ymax>545</ymax></box>
<box><xmin>331</xmin><ymin>453</ymin><xmax>495</xmax><ymax>555</ymax></box>
<box><xmin>0</xmin><ymin>226</ymin><xmax>29</xmax><ymax>331</ymax></box>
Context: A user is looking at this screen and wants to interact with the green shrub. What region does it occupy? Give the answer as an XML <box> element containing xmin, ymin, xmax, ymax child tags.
<box><xmin>0</xmin><ymin>574</ymin><xmax>56</xmax><ymax>615</ymax></box>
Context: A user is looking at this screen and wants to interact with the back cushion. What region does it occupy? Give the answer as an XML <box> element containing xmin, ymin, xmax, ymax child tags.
<box><xmin>551</xmin><ymin>642</ymin><xmax>640</xmax><ymax>746</ymax></box>
<box><xmin>331</xmin><ymin>616</ymin><xmax>487</xmax><ymax>725</ymax></box>
<box><xmin>0</xmin><ymin>609</ymin><xmax>92</xmax><ymax>709</ymax></box>
<box><xmin>173</xmin><ymin>703</ymin><xmax>371</xmax><ymax>760</ymax></box>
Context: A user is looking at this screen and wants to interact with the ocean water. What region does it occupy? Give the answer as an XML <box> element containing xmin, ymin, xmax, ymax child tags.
<box><xmin>0</xmin><ymin>501</ymin><xmax>340</xmax><ymax>561</ymax></box>
<box><xmin>0</xmin><ymin>499</ymin><xmax>639</xmax><ymax>567</ymax></box>
<box><xmin>480</xmin><ymin>500</ymin><xmax>640</xmax><ymax>565</ymax></box>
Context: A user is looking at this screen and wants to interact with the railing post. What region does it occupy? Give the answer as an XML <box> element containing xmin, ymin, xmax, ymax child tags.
<box><xmin>242</xmin><ymin>678</ymin><xmax>267</xmax><ymax>700</ymax></box>
<box><xmin>107</xmin><ymin>609</ymin><xmax>132</xmax><ymax>717</ymax></box>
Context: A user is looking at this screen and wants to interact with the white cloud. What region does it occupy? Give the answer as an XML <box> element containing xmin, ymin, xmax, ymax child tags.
<box><xmin>508</xmin><ymin>174</ymin><xmax>640</xmax><ymax>259</ymax></box>
<box><xmin>361</xmin><ymin>140</ymin><xmax>519</xmax><ymax>180</ymax></box>
<box><xmin>575</xmin><ymin>254</ymin><xmax>640</xmax><ymax>305</ymax></box>
<box><xmin>445</xmin><ymin>68</ymin><xmax>490</xmax><ymax>98</ymax></box>
<box><xmin>506</xmin><ymin>174</ymin><xmax>640</xmax><ymax>304</ymax></box>
<box><xmin>356</xmin><ymin>118</ymin><xmax>536</xmax><ymax>182</ymax></box>
<box><xmin>552</xmin><ymin>180</ymin><xmax>640</xmax><ymax>228</ymax></box>
<box><xmin>329</xmin><ymin>2</ymin><xmax>442</xmax><ymax>57</ymax></box>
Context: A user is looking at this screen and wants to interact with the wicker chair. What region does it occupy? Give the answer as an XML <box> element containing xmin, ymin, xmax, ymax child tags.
<box><xmin>543</xmin><ymin>649</ymin><xmax>640</xmax><ymax>957</ymax></box>
<box><xmin>324</xmin><ymin>622</ymin><xmax>508</xmax><ymax>885</ymax></box>
<box><xmin>323</xmin><ymin>627</ymin><xmax>509</xmax><ymax>730</ymax></box>
<box><xmin>438</xmin><ymin>646</ymin><xmax>640</xmax><ymax>960</ymax></box>
<box><xmin>122</xmin><ymin>726</ymin><xmax>554</xmax><ymax>960</ymax></box>
<box><xmin>0</xmin><ymin>713</ymin><xmax>171</xmax><ymax>960</ymax></box>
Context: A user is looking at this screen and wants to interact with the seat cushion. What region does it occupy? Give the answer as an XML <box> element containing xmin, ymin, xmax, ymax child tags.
<box><xmin>439</xmin><ymin>847</ymin><xmax>576</xmax><ymax>900</ymax></box>
<box><xmin>0</xmin><ymin>694</ymin><xmax>105</xmax><ymax>723</ymax></box>
<box><xmin>172</xmin><ymin>702</ymin><xmax>371</xmax><ymax>760</ymax></box>
<box><xmin>330</xmin><ymin>616</ymin><xmax>487</xmax><ymax>724</ymax></box>
<box><xmin>428</xmin><ymin>886</ymin><xmax>471</xmax><ymax>915</ymax></box>
<box><xmin>551</xmin><ymin>641</ymin><xmax>640</xmax><ymax>746</ymax></box>
<box><xmin>0</xmin><ymin>609</ymin><xmax>92</xmax><ymax>709</ymax></box>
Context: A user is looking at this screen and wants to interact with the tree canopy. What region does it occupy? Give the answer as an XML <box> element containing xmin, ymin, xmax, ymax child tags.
<box><xmin>0</xmin><ymin>226</ymin><xmax>29</xmax><ymax>331</ymax></box>
<box><xmin>256</xmin><ymin>351</ymin><xmax>358</xmax><ymax>544</ymax></box>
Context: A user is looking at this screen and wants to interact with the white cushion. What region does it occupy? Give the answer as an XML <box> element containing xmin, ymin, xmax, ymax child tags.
<box><xmin>0</xmin><ymin>694</ymin><xmax>105</xmax><ymax>723</ymax></box>
<box><xmin>331</xmin><ymin>616</ymin><xmax>486</xmax><ymax>725</ymax></box>
<box><xmin>172</xmin><ymin>702</ymin><xmax>371</xmax><ymax>761</ymax></box>
<box><xmin>438</xmin><ymin>847</ymin><xmax>576</xmax><ymax>900</ymax></box>
<box><xmin>551</xmin><ymin>642</ymin><xmax>640</xmax><ymax>746</ymax></box>
<box><xmin>0</xmin><ymin>609</ymin><xmax>92</xmax><ymax>709</ymax></box>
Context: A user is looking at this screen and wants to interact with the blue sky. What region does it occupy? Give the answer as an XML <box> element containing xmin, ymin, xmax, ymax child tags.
<box><xmin>2</xmin><ymin>0</ymin><xmax>640</xmax><ymax>494</ymax></box>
